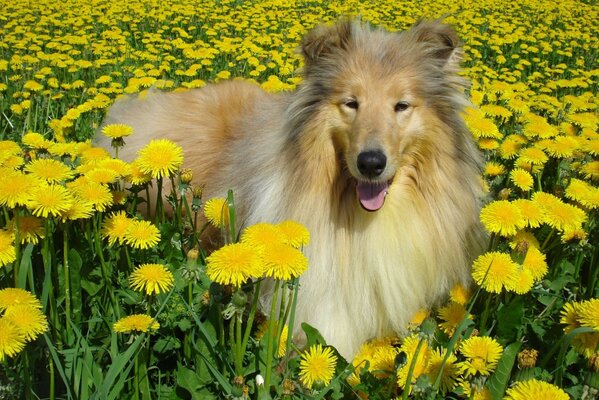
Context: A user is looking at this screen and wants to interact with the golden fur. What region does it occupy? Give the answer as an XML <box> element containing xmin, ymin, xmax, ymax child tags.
<box><xmin>101</xmin><ymin>20</ymin><xmax>485</xmax><ymax>359</ymax></box>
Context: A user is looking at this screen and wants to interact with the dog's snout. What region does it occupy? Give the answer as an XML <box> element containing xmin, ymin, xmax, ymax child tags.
<box><xmin>357</xmin><ymin>150</ymin><xmax>387</xmax><ymax>178</ymax></box>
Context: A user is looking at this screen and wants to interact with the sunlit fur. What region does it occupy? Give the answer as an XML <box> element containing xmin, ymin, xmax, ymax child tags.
<box><xmin>101</xmin><ymin>20</ymin><xmax>486</xmax><ymax>359</ymax></box>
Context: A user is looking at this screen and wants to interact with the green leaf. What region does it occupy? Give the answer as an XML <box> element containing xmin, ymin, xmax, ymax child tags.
<box><xmin>301</xmin><ymin>322</ymin><xmax>327</xmax><ymax>348</ymax></box>
<box><xmin>487</xmin><ymin>341</ymin><xmax>521</xmax><ymax>400</ymax></box>
<box><xmin>176</xmin><ymin>364</ymin><xmax>215</xmax><ymax>400</ymax></box>
<box><xmin>17</xmin><ymin>243</ymin><xmax>33</xmax><ymax>289</ymax></box>
<box><xmin>496</xmin><ymin>298</ymin><xmax>524</xmax><ymax>340</ymax></box>
<box><xmin>68</xmin><ymin>248</ymin><xmax>83</xmax><ymax>324</ymax></box>
<box><xmin>153</xmin><ymin>336</ymin><xmax>182</xmax><ymax>353</ymax></box>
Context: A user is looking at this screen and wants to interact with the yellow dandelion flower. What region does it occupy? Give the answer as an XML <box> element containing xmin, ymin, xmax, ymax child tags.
<box><xmin>578</xmin><ymin>299</ymin><xmax>599</xmax><ymax>331</ymax></box>
<box><xmin>463</xmin><ymin>108</ymin><xmax>502</xmax><ymax>140</ymax></box>
<box><xmin>102</xmin><ymin>123</ymin><xmax>134</xmax><ymax>139</ymax></box>
<box><xmin>262</xmin><ymin>242</ymin><xmax>308</xmax><ymax>280</ymax></box>
<box><xmin>102</xmin><ymin>211</ymin><xmax>134</xmax><ymax>245</ymax></box>
<box><xmin>522</xmin><ymin>114</ymin><xmax>558</xmax><ymax>139</ymax></box>
<box><xmin>478</xmin><ymin>138</ymin><xmax>500</xmax><ymax>150</ymax></box>
<box><xmin>3</xmin><ymin>305</ymin><xmax>48</xmax><ymax>342</ymax></box>
<box><xmin>8</xmin><ymin>216</ymin><xmax>44</xmax><ymax>245</ymax></box>
<box><xmin>129</xmin><ymin>263</ymin><xmax>174</xmax><ymax>295</ymax></box>
<box><xmin>28</xmin><ymin>183</ymin><xmax>74</xmax><ymax>218</ymax></box>
<box><xmin>85</xmin><ymin>168</ymin><xmax>120</xmax><ymax>185</ymax></box>
<box><xmin>500</xmin><ymin>135</ymin><xmax>526</xmax><ymax>160</ymax></box>
<box><xmin>459</xmin><ymin>336</ymin><xmax>503</xmax><ymax>377</ymax></box>
<box><xmin>471</xmin><ymin>252</ymin><xmax>519</xmax><ymax>293</ymax></box>
<box><xmin>97</xmin><ymin>158</ymin><xmax>132</xmax><ymax>177</ymax></box>
<box><xmin>125</xmin><ymin>220</ymin><xmax>161</xmax><ymax>249</ymax></box>
<box><xmin>113</xmin><ymin>314</ymin><xmax>160</xmax><ymax>333</ymax></box>
<box><xmin>79</xmin><ymin>145</ymin><xmax>111</xmax><ymax>165</ymax></box>
<box><xmin>0</xmin><ymin>318</ymin><xmax>26</xmax><ymax>361</ymax></box>
<box><xmin>438</xmin><ymin>302</ymin><xmax>472</xmax><ymax>336</ymax></box>
<box><xmin>483</xmin><ymin>161</ymin><xmax>505</xmax><ymax>177</ymax></box>
<box><xmin>349</xmin><ymin>337</ymin><xmax>398</xmax><ymax>385</ymax></box>
<box><xmin>299</xmin><ymin>344</ymin><xmax>338</xmax><ymax>389</ymax></box>
<box><xmin>560</xmin><ymin>302</ymin><xmax>581</xmax><ymax>334</ymax></box>
<box><xmin>47</xmin><ymin>142</ymin><xmax>80</xmax><ymax>158</ymax></box>
<box><xmin>509</xmin><ymin>230</ymin><xmax>541</xmax><ymax>250</ymax></box>
<box><xmin>510</xmin><ymin>168</ymin><xmax>534</xmax><ymax>191</ymax></box>
<box><xmin>533</xmin><ymin>192</ymin><xmax>587</xmax><ymax>232</ymax></box>
<box><xmin>409</xmin><ymin>309</ymin><xmax>430</xmax><ymax>328</ymax></box>
<box><xmin>397</xmin><ymin>334</ymin><xmax>431</xmax><ymax>390</ymax></box>
<box><xmin>512</xmin><ymin>199</ymin><xmax>544</xmax><ymax>228</ymax></box>
<box><xmin>136</xmin><ymin>139</ymin><xmax>183</xmax><ymax>179</ymax></box>
<box><xmin>518</xmin><ymin>147</ymin><xmax>548</xmax><ymax>166</ymax></box>
<box><xmin>0</xmin><ymin>288</ymin><xmax>42</xmax><ymax>311</ymax></box>
<box><xmin>22</xmin><ymin>132</ymin><xmax>52</xmax><ymax>150</ymax></box>
<box><xmin>504</xmin><ymin>379</ymin><xmax>569</xmax><ymax>400</ymax></box>
<box><xmin>70</xmin><ymin>182</ymin><xmax>113</xmax><ymax>212</ymax></box>
<box><xmin>240</xmin><ymin>223</ymin><xmax>286</xmax><ymax>251</ymax></box>
<box><xmin>426</xmin><ymin>349</ymin><xmax>460</xmax><ymax>395</ymax></box>
<box><xmin>59</xmin><ymin>201</ymin><xmax>94</xmax><ymax>222</ymax></box>
<box><xmin>203</xmin><ymin>197</ymin><xmax>229</xmax><ymax>228</ymax></box>
<box><xmin>544</xmin><ymin>136</ymin><xmax>578</xmax><ymax>158</ymax></box>
<box><xmin>580</xmin><ymin>161</ymin><xmax>599</xmax><ymax>181</ymax></box>
<box><xmin>0</xmin><ymin>170</ymin><xmax>39</xmax><ymax>208</ymax></box>
<box><xmin>522</xmin><ymin>246</ymin><xmax>548</xmax><ymax>282</ymax></box>
<box><xmin>277</xmin><ymin>220</ymin><xmax>310</xmax><ymax>248</ymax></box>
<box><xmin>277</xmin><ymin>325</ymin><xmax>289</xmax><ymax>358</ymax></box>
<box><xmin>25</xmin><ymin>158</ymin><xmax>74</xmax><ymax>183</ymax></box>
<box><xmin>449</xmin><ymin>283</ymin><xmax>471</xmax><ymax>305</ymax></box>
<box><xmin>0</xmin><ymin>141</ymin><xmax>22</xmax><ymax>160</ymax></box>
<box><xmin>510</xmin><ymin>268</ymin><xmax>534</xmax><ymax>294</ymax></box>
<box><xmin>565</xmin><ymin>178</ymin><xmax>599</xmax><ymax>210</ymax></box>
<box><xmin>0</xmin><ymin>230</ymin><xmax>16</xmax><ymax>267</ymax></box>
<box><xmin>480</xmin><ymin>200</ymin><xmax>526</xmax><ymax>237</ymax></box>
<box><xmin>205</xmin><ymin>242</ymin><xmax>263</xmax><ymax>287</ymax></box>
<box><xmin>126</xmin><ymin>160</ymin><xmax>152</xmax><ymax>185</ymax></box>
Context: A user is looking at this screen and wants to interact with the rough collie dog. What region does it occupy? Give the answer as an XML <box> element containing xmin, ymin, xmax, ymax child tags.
<box><xmin>102</xmin><ymin>20</ymin><xmax>485</xmax><ymax>359</ymax></box>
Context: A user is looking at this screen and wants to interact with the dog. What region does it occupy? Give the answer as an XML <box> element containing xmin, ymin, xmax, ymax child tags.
<box><xmin>101</xmin><ymin>20</ymin><xmax>485</xmax><ymax>359</ymax></box>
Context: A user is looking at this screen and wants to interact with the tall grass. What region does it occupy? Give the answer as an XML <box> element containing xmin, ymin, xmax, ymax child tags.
<box><xmin>0</xmin><ymin>0</ymin><xmax>597</xmax><ymax>399</ymax></box>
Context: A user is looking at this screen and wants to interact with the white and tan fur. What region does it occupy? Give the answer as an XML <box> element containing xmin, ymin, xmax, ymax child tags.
<box><xmin>101</xmin><ymin>20</ymin><xmax>485</xmax><ymax>359</ymax></box>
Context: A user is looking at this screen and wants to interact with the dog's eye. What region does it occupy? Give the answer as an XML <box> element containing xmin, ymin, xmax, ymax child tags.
<box><xmin>394</xmin><ymin>101</ymin><xmax>410</xmax><ymax>112</ymax></box>
<box><xmin>343</xmin><ymin>99</ymin><xmax>359</xmax><ymax>110</ymax></box>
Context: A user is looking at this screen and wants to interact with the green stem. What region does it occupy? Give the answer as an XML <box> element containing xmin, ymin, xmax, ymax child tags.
<box><xmin>13</xmin><ymin>211</ymin><xmax>21</xmax><ymax>287</ymax></box>
<box><xmin>283</xmin><ymin>278</ymin><xmax>300</xmax><ymax>373</ymax></box>
<box><xmin>241</xmin><ymin>280</ymin><xmax>262</xmax><ymax>357</ymax></box>
<box><xmin>264</xmin><ymin>281</ymin><xmax>281</xmax><ymax>390</ymax></box>
<box><xmin>402</xmin><ymin>336</ymin><xmax>426</xmax><ymax>399</ymax></box>
<box><xmin>235</xmin><ymin>312</ymin><xmax>243</xmax><ymax>375</ymax></box>
<box><xmin>93</xmin><ymin>215</ymin><xmax>119</xmax><ymax>317</ymax></box>
<box><xmin>62</xmin><ymin>223</ymin><xmax>71</xmax><ymax>344</ymax></box>
<box><xmin>155</xmin><ymin>177</ymin><xmax>164</xmax><ymax>224</ymax></box>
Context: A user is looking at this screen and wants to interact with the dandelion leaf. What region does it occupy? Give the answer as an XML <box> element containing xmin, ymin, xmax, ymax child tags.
<box><xmin>487</xmin><ymin>341</ymin><xmax>521</xmax><ymax>400</ymax></box>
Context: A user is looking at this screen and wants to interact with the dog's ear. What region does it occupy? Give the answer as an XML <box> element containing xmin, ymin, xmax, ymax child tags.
<box><xmin>411</xmin><ymin>20</ymin><xmax>462</xmax><ymax>68</ymax></box>
<box><xmin>301</xmin><ymin>20</ymin><xmax>353</xmax><ymax>66</ymax></box>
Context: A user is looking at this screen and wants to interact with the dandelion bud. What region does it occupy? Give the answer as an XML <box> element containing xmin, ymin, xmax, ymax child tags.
<box><xmin>180</xmin><ymin>168</ymin><xmax>193</xmax><ymax>184</ymax></box>
<box><xmin>192</xmin><ymin>184</ymin><xmax>204</xmax><ymax>199</ymax></box>
<box><xmin>187</xmin><ymin>248</ymin><xmax>199</xmax><ymax>261</ymax></box>
<box><xmin>498</xmin><ymin>188</ymin><xmax>512</xmax><ymax>200</ymax></box>
<box><xmin>201</xmin><ymin>290</ymin><xmax>210</xmax><ymax>306</ymax></box>
<box><xmin>517</xmin><ymin>348</ymin><xmax>539</xmax><ymax>369</ymax></box>
<box><xmin>282</xmin><ymin>378</ymin><xmax>295</xmax><ymax>395</ymax></box>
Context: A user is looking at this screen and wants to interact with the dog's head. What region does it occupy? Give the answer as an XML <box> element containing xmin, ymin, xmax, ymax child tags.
<box><xmin>294</xmin><ymin>20</ymin><xmax>475</xmax><ymax>212</ymax></box>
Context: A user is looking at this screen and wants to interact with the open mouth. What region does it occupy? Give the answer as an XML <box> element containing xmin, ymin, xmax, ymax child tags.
<box><xmin>356</xmin><ymin>179</ymin><xmax>392</xmax><ymax>212</ymax></box>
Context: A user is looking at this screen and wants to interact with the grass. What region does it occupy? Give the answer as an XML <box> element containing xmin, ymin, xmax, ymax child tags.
<box><xmin>0</xmin><ymin>0</ymin><xmax>597</xmax><ymax>399</ymax></box>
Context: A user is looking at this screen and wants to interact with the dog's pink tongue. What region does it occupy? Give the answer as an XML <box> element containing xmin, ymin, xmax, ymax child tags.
<box><xmin>356</xmin><ymin>181</ymin><xmax>389</xmax><ymax>211</ymax></box>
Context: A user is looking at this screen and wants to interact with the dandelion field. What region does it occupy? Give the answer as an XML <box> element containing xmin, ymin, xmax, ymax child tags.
<box><xmin>0</xmin><ymin>0</ymin><xmax>597</xmax><ymax>398</ymax></box>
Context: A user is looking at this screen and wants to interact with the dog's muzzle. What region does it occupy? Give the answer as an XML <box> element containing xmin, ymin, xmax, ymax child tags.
<box><xmin>356</xmin><ymin>150</ymin><xmax>390</xmax><ymax>212</ymax></box>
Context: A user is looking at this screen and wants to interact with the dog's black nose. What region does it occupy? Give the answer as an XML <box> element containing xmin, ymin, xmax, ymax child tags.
<box><xmin>357</xmin><ymin>150</ymin><xmax>387</xmax><ymax>178</ymax></box>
